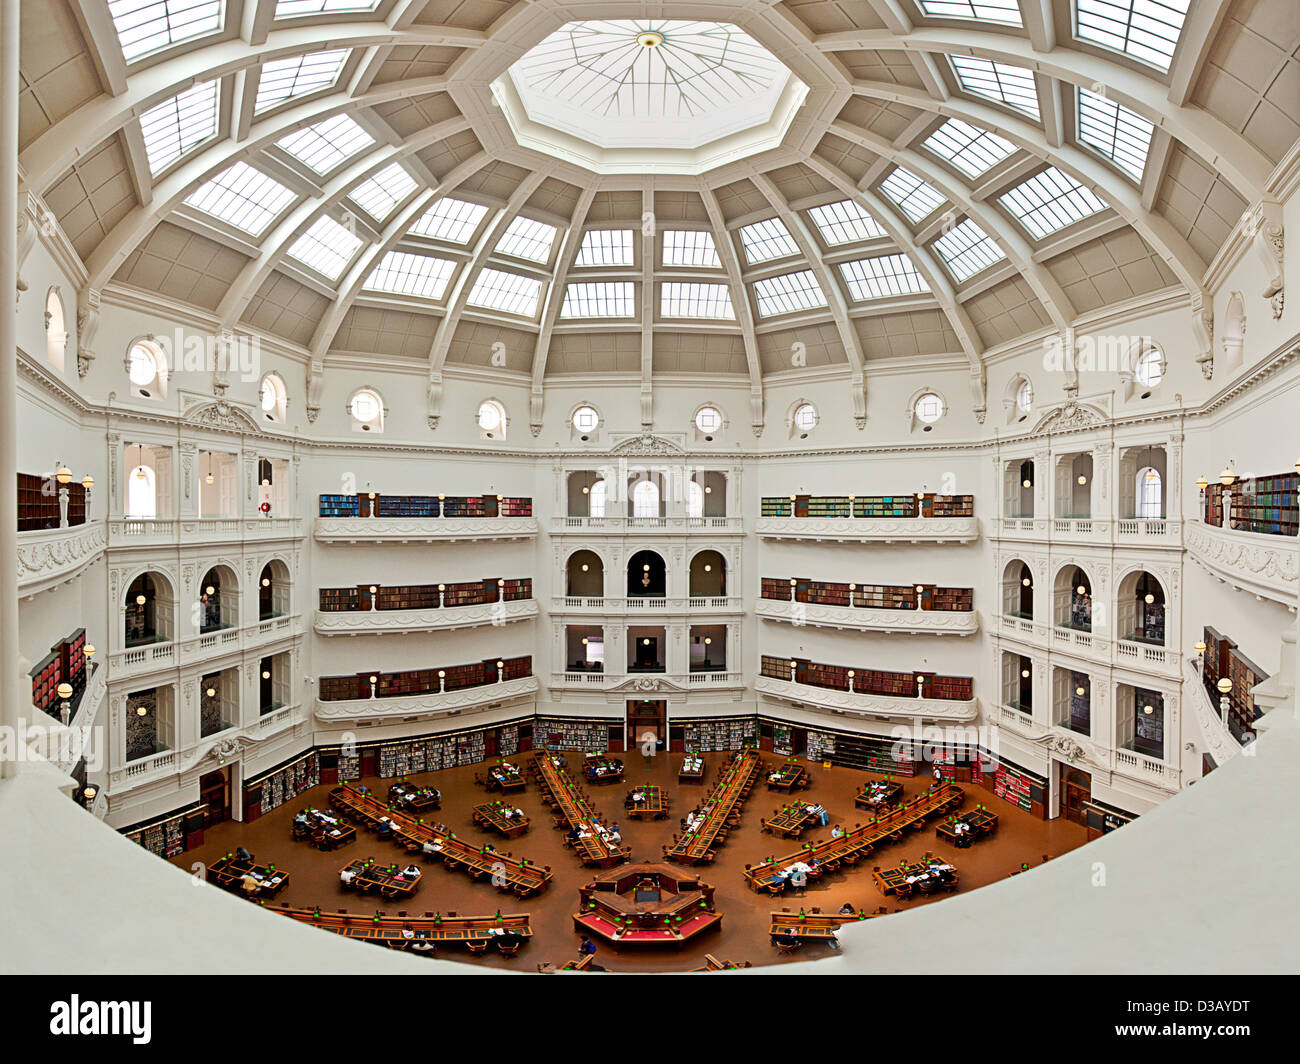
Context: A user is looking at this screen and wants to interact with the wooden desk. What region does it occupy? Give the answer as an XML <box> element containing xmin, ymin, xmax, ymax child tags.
<box><xmin>743</xmin><ymin>783</ymin><xmax>965</xmax><ymax>893</ymax></box>
<box><xmin>533</xmin><ymin>754</ymin><xmax>627</xmax><ymax>867</ymax></box>
<box><xmin>768</xmin><ymin>910</ymin><xmax>870</xmax><ymax>940</ymax></box>
<box><xmin>936</xmin><ymin>807</ymin><xmax>998</xmax><ymax>846</ymax></box>
<box><xmin>208</xmin><ymin>855</ymin><xmax>289</xmax><ymax>897</ymax></box>
<box><xmin>486</xmin><ymin>764</ymin><xmax>526</xmax><ymax>793</ymax></box>
<box><xmin>388</xmin><ymin>781</ymin><xmax>440</xmax><ymax>812</ymax></box>
<box><xmin>339</xmin><ymin>858</ymin><xmax>422</xmax><ymax>898</ymax></box>
<box><xmin>765</xmin><ymin>759</ymin><xmax>808</xmax><ymax>792</ymax></box>
<box><xmin>293</xmin><ymin>808</ymin><xmax>356</xmax><ymax>850</ymax></box>
<box><xmin>583</xmin><ymin>756</ymin><xmax>625</xmax><ymax>784</ymax></box>
<box><xmin>691</xmin><ymin>954</ymin><xmax>751</xmax><ymax>972</ymax></box>
<box><xmin>679</xmin><ymin>756</ymin><xmax>705</xmax><ymax>781</ymax></box>
<box><xmin>272</xmin><ymin>903</ymin><xmax>531</xmax><ymax>953</ymax></box>
<box><xmin>665</xmin><ymin>749</ymin><xmax>763</xmax><ymax>865</ymax></box>
<box><xmin>625</xmin><ymin>784</ymin><xmax>668</xmax><ymax>820</ymax></box>
<box><xmin>328</xmin><ymin>784</ymin><xmax>552</xmax><ymax>897</ymax></box>
<box><xmin>854</xmin><ymin>780</ymin><xmax>904</xmax><ymax>811</ymax></box>
<box><xmin>761</xmin><ymin>801</ymin><xmax>826</xmax><ymax>838</ymax></box>
<box><xmin>473</xmin><ymin>801</ymin><xmax>530</xmax><ymax>838</ymax></box>
<box><xmin>872</xmin><ymin>856</ymin><xmax>958</xmax><ymax>897</ymax></box>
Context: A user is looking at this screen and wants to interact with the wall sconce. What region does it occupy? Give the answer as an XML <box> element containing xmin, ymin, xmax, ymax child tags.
<box><xmin>205</xmin><ymin>585</ymin><xmax>215</xmax><ymax>596</ymax></box>
<box><xmin>82</xmin><ymin>785</ymin><xmax>97</xmax><ymax>803</ymax></box>
<box><xmin>581</xmin><ymin>563</ymin><xmax>588</xmax><ymax>572</ymax></box>
<box><xmin>1022</xmin><ymin>478</ymin><xmax>1032</xmax><ymax>488</ymax></box>
<box><xmin>1076</xmin><ymin>584</ymin><xmax>1087</xmax><ymax>596</ymax></box>
<box><xmin>703</xmin><ymin>564</ymin><xmax>711</xmax><ymax>572</ymax></box>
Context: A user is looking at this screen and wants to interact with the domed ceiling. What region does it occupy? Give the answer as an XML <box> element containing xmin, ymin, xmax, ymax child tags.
<box><xmin>18</xmin><ymin>0</ymin><xmax>1298</xmax><ymax>432</ymax></box>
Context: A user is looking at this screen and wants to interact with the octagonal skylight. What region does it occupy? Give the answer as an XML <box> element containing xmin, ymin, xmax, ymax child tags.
<box><xmin>496</xmin><ymin>20</ymin><xmax>807</xmax><ymax>175</ymax></box>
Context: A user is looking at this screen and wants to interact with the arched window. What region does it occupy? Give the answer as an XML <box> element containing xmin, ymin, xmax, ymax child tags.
<box><xmin>687</xmin><ymin>480</ymin><xmax>704</xmax><ymax>519</ymax></box>
<box><xmin>1016</xmin><ymin>379</ymin><xmax>1033</xmax><ymax>412</ymax></box>
<box><xmin>589</xmin><ymin>479</ymin><xmax>607</xmax><ymax>519</ymax></box>
<box><xmin>349</xmin><ymin>388</ymin><xmax>383</xmax><ymax>432</ymax></box>
<box><xmin>1137</xmin><ymin>468</ymin><xmax>1162</xmax><ymax>518</ymax></box>
<box><xmin>45</xmin><ymin>289</ymin><xmax>67</xmax><ymax>371</ymax></box>
<box><xmin>127</xmin><ymin>340</ymin><xmax>168</xmax><ymax>399</ymax></box>
<box><xmin>478</xmin><ymin>399</ymin><xmax>506</xmax><ymax>440</ymax></box>
<box><xmin>260</xmin><ymin>373</ymin><xmax>287</xmax><ymax>422</ymax></box>
<box><xmin>126</xmin><ymin>465</ymin><xmax>157</xmax><ymax>518</ymax></box>
<box><xmin>632</xmin><ymin>479</ymin><xmax>659</xmax><ymax>518</ymax></box>
<box><xmin>1134</xmin><ymin>347</ymin><xmax>1164</xmax><ymax>387</ymax></box>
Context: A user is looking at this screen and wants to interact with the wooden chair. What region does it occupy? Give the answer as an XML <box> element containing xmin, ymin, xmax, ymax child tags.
<box><xmin>774</xmin><ymin>938</ymin><xmax>803</xmax><ymax>956</ymax></box>
<box><xmin>465</xmin><ymin>940</ymin><xmax>488</xmax><ymax>955</ymax></box>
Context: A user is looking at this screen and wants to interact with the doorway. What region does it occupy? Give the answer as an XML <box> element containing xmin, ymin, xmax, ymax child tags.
<box><xmin>1059</xmin><ymin>765</ymin><xmax>1091</xmax><ymax>824</ymax></box>
<box><xmin>200</xmin><ymin>767</ymin><xmax>230</xmax><ymax>827</ymax></box>
<box><xmin>627</xmin><ymin>700</ymin><xmax>665</xmax><ymax>755</ymax></box>
<box><xmin>635</xmin><ymin>636</ymin><xmax>658</xmax><ymax>669</ymax></box>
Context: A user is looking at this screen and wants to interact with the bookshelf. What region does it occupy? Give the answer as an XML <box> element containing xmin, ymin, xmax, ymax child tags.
<box><xmin>536</xmin><ymin>717</ymin><xmax>608</xmax><ymax>751</ymax></box>
<box><xmin>993</xmin><ymin>764</ymin><xmax>1033</xmax><ymax>812</ymax></box>
<box><xmin>318</xmin><ymin>587</ymin><xmax>361</xmax><ymax>612</ymax></box>
<box><xmin>30</xmin><ymin>628</ymin><xmax>89</xmax><ymax>716</ymax></box>
<box><xmin>122</xmin><ymin>804</ymin><xmax>206</xmax><ymax>858</ymax></box>
<box><xmin>319</xmin><ymin>494</ymin><xmax>361</xmax><ymax>517</ymax></box>
<box><xmin>377</xmin><ymin>585</ymin><xmax>442</xmax><ymax>611</ymax></box>
<box><xmin>317</xmin><ymin>492</ymin><xmax>533</xmax><ymax>518</ymax></box>
<box><xmin>318</xmin><ymin>674</ymin><xmax>368</xmax><ymax>701</ymax></box>
<box><xmin>319</xmin><ymin>579</ymin><xmax>532</xmax><ymax>612</ymax></box>
<box><xmin>320</xmin><ymin>657</ymin><xmax>531</xmax><ymax>701</ymax></box>
<box><xmin>855</xmin><ymin>495</ymin><xmax>917</xmax><ymax>518</ymax></box>
<box><xmin>376</xmin><ymin>495</ymin><xmax>439</xmax><ymax>518</ymax></box>
<box><xmin>760</xmin><ymin>497</ymin><xmax>792</xmax><ymax>517</ymax></box>
<box><xmin>499</xmin><ymin>724</ymin><xmax>520</xmax><ymax>757</ymax></box>
<box><xmin>806</xmin><ymin>496</ymin><xmax>851</xmax><ymax>518</ymax></box>
<box><xmin>682</xmin><ymin>717</ymin><xmax>757</xmax><ymax>752</ymax></box>
<box><xmin>252</xmin><ymin>752</ymin><xmax>320</xmax><ymax>814</ymax></box>
<box><xmin>761</xmin><ymin>654</ymin><xmax>972</xmax><ymax>700</ymax></box>
<box><xmin>760</xmin><ymin>491</ymin><xmax>974</xmax><ymax>520</ymax></box>
<box><xmin>1203</xmin><ymin>483</ymin><xmax>1224</xmax><ymax>527</ymax></box>
<box><xmin>806</xmin><ymin>730</ymin><xmax>836</xmax><ymax>760</ymax></box>
<box><xmin>1229</xmin><ymin>472</ymin><xmax>1299</xmax><ymax>537</ymax></box>
<box><xmin>921</xmin><ymin>493</ymin><xmax>975</xmax><ymax>518</ymax></box>
<box><xmin>17</xmin><ymin>472</ymin><xmax>87</xmax><ymax>532</ymax></box>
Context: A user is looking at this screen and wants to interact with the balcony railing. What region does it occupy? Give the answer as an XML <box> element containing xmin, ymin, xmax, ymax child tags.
<box><xmin>313</xmin><ymin>515</ymin><xmax>538</xmax><ymax>543</ymax></box>
<box><xmin>313</xmin><ymin>675</ymin><xmax>539</xmax><ymax>723</ymax></box>
<box><xmin>109</xmin><ymin>615</ymin><xmax>300</xmax><ymax>679</ymax></box>
<box><xmin>1114</xmin><ymin>746</ymin><xmax>1179</xmax><ymax>787</ymax></box>
<box><xmin>17</xmin><ymin>522</ymin><xmax>106</xmax><ymax>594</ymax></box>
<box><xmin>554</xmin><ymin>515</ymin><xmax>742</xmax><ymax>532</ymax></box>
<box><xmin>756</xmin><ymin>515</ymin><xmax>979</xmax><ymax>543</ymax></box>
<box><xmin>552</xmin><ymin>595</ymin><xmax>743</xmax><ymax>613</ymax></box>
<box><xmin>108</xmin><ymin>516</ymin><xmax>303</xmax><ymax>547</ymax></box>
<box><xmin>315</xmin><ymin>598</ymin><xmax>538</xmax><ymax>635</ymax></box>
<box><xmin>753</xmin><ymin>674</ymin><xmax>977</xmax><ymax>721</ymax></box>
<box><xmin>550</xmin><ymin>671</ymin><xmax>743</xmax><ymax>691</ymax></box>
<box><xmin>757</xmin><ymin>597</ymin><xmax>979</xmax><ymax>636</ymax></box>
<box><xmin>1186</xmin><ymin>519</ymin><xmax>1298</xmax><ymax>609</ymax></box>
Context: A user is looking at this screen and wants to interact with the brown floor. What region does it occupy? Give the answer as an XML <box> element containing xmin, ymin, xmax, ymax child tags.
<box><xmin>173</xmin><ymin>752</ymin><xmax>1089</xmax><ymax>973</ymax></box>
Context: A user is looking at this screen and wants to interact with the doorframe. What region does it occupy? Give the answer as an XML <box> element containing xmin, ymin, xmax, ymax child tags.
<box><xmin>1055</xmin><ymin>761</ymin><xmax>1091</xmax><ymax>823</ymax></box>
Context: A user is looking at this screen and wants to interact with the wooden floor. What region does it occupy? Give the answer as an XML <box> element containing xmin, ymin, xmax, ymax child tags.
<box><xmin>173</xmin><ymin>751</ymin><xmax>1089</xmax><ymax>972</ymax></box>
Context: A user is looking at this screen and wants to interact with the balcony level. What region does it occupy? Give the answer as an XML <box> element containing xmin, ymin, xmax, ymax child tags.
<box><xmin>757</xmin><ymin>596</ymin><xmax>979</xmax><ymax>636</ymax></box>
<box><xmin>315</xmin><ymin>596</ymin><xmax>538</xmax><ymax>635</ymax></box>
<box><xmin>109</xmin><ymin>516</ymin><xmax>304</xmax><ymax>549</ymax></box>
<box><xmin>755</xmin><ymin>674</ymin><xmax>978</xmax><ymax>722</ymax></box>
<box><xmin>313</xmin><ymin>675</ymin><xmax>539</xmax><ymax>725</ymax></box>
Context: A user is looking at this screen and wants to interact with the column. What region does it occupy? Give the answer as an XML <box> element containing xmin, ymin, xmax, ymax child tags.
<box><xmin>1</xmin><ymin>0</ymin><xmax>19</xmax><ymax>777</ymax></box>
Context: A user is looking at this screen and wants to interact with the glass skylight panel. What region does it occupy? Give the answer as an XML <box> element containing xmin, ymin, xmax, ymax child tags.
<box><xmin>950</xmin><ymin>56</ymin><xmax>1040</xmax><ymax>119</ymax></box>
<box><xmin>409</xmin><ymin>198</ymin><xmax>489</xmax><ymax>244</ymax></box>
<box><xmin>923</xmin><ymin>119</ymin><xmax>1017</xmax><ymax>178</ymax></box>
<box><xmin>1076</xmin><ymin>88</ymin><xmax>1155</xmax><ymax>182</ymax></box>
<box><xmin>286</xmin><ymin>215</ymin><xmax>364</xmax><ymax>280</ymax></box>
<box><xmin>839</xmin><ymin>255</ymin><xmax>930</xmax><ymax>301</ymax></box>
<box><xmin>662</xmin><ymin>231</ymin><xmax>721</xmax><ymax>268</ymax></box>
<box><xmin>807</xmin><ymin>200</ymin><xmax>885</xmax><ymax>245</ymax></box>
<box><xmin>364</xmin><ymin>251</ymin><xmax>456</xmax><ymax>300</ymax></box>
<box><xmin>254</xmin><ymin>50</ymin><xmax>349</xmax><ymax>114</ymax></box>
<box><xmin>495</xmin><ymin>217</ymin><xmax>558</xmax><ymax>263</ymax></box>
<box><xmin>737</xmin><ymin>218</ymin><xmax>800</xmax><ymax>264</ymax></box>
<box><xmin>999</xmin><ymin>167</ymin><xmax>1109</xmax><ymax>239</ymax></box>
<box><xmin>753</xmin><ymin>271</ymin><xmax>827</xmax><ymax>318</ymax></box>
<box><xmin>880</xmin><ymin>168</ymin><xmax>946</xmax><ymax>223</ymax></box>
<box><xmin>918</xmin><ymin>0</ymin><xmax>1022</xmax><ymax>24</ymax></box>
<box><xmin>139</xmin><ymin>81</ymin><xmax>218</xmax><ymax>175</ymax></box>
<box><xmin>348</xmin><ymin>163</ymin><xmax>417</xmax><ymax>222</ymax></box>
<box><xmin>931</xmin><ymin>219</ymin><xmax>1007</xmax><ymax>282</ymax></box>
<box><xmin>661</xmin><ymin>282</ymin><xmax>734</xmax><ymax>319</ymax></box>
<box><xmin>1074</xmin><ymin>0</ymin><xmax>1190</xmax><ymax>72</ymax></box>
<box><xmin>277</xmin><ymin>114</ymin><xmax>374</xmax><ymax>173</ymax></box>
<box><xmin>184</xmin><ymin>162</ymin><xmax>295</xmax><ymax>235</ymax></box>
<box><xmin>467</xmin><ymin>269</ymin><xmax>544</xmax><ymax>316</ymax></box>
<box><xmin>574</xmin><ymin>230</ymin><xmax>634</xmax><ymax>267</ymax></box>
<box><xmin>275</xmin><ymin>0</ymin><xmax>380</xmax><ymax>16</ymax></box>
<box><xmin>108</xmin><ymin>0</ymin><xmax>224</xmax><ymax>63</ymax></box>
<box><xmin>560</xmin><ymin>281</ymin><xmax>636</xmax><ymax>318</ymax></box>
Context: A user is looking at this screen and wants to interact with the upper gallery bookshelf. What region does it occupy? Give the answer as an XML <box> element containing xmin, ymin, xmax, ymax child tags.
<box><xmin>757</xmin><ymin>492</ymin><xmax>978</xmax><ymax>543</ymax></box>
<box><xmin>318</xmin><ymin>578</ymin><xmax>532</xmax><ymax>612</ymax></box>
<box><xmin>315</xmin><ymin>491</ymin><xmax>537</xmax><ymax>543</ymax></box>
<box><xmin>1202</xmin><ymin>470</ymin><xmax>1298</xmax><ymax>537</ymax></box>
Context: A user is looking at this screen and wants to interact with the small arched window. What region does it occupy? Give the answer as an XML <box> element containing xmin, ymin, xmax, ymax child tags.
<box><xmin>1134</xmin><ymin>347</ymin><xmax>1164</xmax><ymax>388</ymax></box>
<box><xmin>45</xmin><ymin>289</ymin><xmax>67</xmax><ymax>371</ymax></box>
<box><xmin>349</xmin><ymin>388</ymin><xmax>383</xmax><ymax>432</ymax></box>
<box><xmin>126</xmin><ymin>465</ymin><xmax>157</xmax><ymax>519</ymax></box>
<box><xmin>632</xmin><ymin>480</ymin><xmax>659</xmax><ymax>518</ymax></box>
<box><xmin>128</xmin><ymin>340</ymin><xmax>168</xmax><ymax>399</ymax></box>
<box><xmin>478</xmin><ymin>399</ymin><xmax>507</xmax><ymax>440</ymax></box>
<box><xmin>589</xmin><ymin>479</ymin><xmax>607</xmax><ymax>519</ymax></box>
<box><xmin>687</xmin><ymin>480</ymin><xmax>704</xmax><ymax>519</ymax></box>
<box><xmin>260</xmin><ymin>373</ymin><xmax>287</xmax><ymax>422</ymax></box>
<box><xmin>1016</xmin><ymin>379</ymin><xmax>1033</xmax><ymax>412</ymax></box>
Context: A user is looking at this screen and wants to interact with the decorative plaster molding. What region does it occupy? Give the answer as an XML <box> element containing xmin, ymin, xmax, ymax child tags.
<box><xmin>1185</xmin><ymin>521</ymin><xmax>1299</xmax><ymax>611</ymax></box>
<box><xmin>756</xmin><ymin>598</ymin><xmax>980</xmax><ymax>636</ymax></box>
<box><xmin>313</xmin><ymin>676</ymin><xmax>538</xmax><ymax>724</ymax></box>
<box><xmin>314</xmin><ymin>599</ymin><xmax>538</xmax><ymax>635</ymax></box>
<box><xmin>754</xmin><ymin>675</ymin><xmax>978</xmax><ymax>722</ymax></box>
<box><xmin>17</xmin><ymin>523</ymin><xmax>106</xmax><ymax>596</ymax></box>
<box><xmin>755</xmin><ymin>516</ymin><xmax>980</xmax><ymax>543</ymax></box>
<box><xmin>312</xmin><ymin>517</ymin><xmax>539</xmax><ymax>543</ymax></box>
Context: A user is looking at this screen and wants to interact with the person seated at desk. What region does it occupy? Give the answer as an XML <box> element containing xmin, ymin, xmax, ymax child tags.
<box><xmin>838</xmin><ymin>902</ymin><xmax>857</xmax><ymax>915</ymax></box>
<box><xmin>772</xmin><ymin>932</ymin><xmax>801</xmax><ymax>947</ymax></box>
<box><xmin>830</xmin><ymin>824</ymin><xmax>845</xmax><ymax>839</ymax></box>
<box><xmin>339</xmin><ymin>868</ymin><xmax>356</xmax><ymax>886</ymax></box>
<box><xmin>235</xmin><ymin>846</ymin><xmax>254</xmax><ymax>863</ymax></box>
<box><xmin>402</xmin><ymin>864</ymin><xmax>421</xmax><ymax>878</ymax></box>
<box><xmin>239</xmin><ymin>872</ymin><xmax>262</xmax><ymax>895</ymax></box>
<box><xmin>578</xmin><ymin>936</ymin><xmax>597</xmax><ymax>957</ymax></box>
<box><xmin>607</xmin><ymin>824</ymin><xmax>622</xmax><ymax>845</ymax></box>
<box><xmin>566</xmin><ymin>825</ymin><xmax>582</xmax><ymax>843</ymax></box>
<box><xmin>293</xmin><ymin>810</ymin><xmax>309</xmax><ymax>829</ymax></box>
<box><xmin>768</xmin><ymin>772</ymin><xmax>783</xmax><ymax>783</ymax></box>
<box><xmin>421</xmin><ymin>840</ymin><xmax>442</xmax><ymax>857</ymax></box>
<box><xmin>410</xmin><ymin>940</ymin><xmax>435</xmax><ymax>953</ymax></box>
<box><xmin>376</xmin><ymin>819</ymin><xmax>396</xmax><ymax>839</ymax></box>
<box><xmin>496</xmin><ymin>931</ymin><xmax>524</xmax><ymax>950</ymax></box>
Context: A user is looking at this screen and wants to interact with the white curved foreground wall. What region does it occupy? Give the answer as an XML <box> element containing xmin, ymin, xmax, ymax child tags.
<box><xmin>3</xmin><ymin>708</ymin><xmax>1297</xmax><ymax>976</ymax></box>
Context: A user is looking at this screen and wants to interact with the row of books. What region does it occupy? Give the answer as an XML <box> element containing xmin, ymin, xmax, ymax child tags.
<box><xmin>1201</xmin><ymin>625</ymin><xmax>1267</xmax><ymax>743</ymax></box>
<box><xmin>760</xmin><ymin>493</ymin><xmax>975</xmax><ymax>518</ymax></box>
<box><xmin>760</xmin><ymin>577</ymin><xmax>974</xmax><ymax>611</ymax></box>
<box><xmin>17</xmin><ymin>471</ymin><xmax>88</xmax><ymax>532</ymax></box>
<box><xmin>253</xmin><ymin>752</ymin><xmax>320</xmax><ymax>814</ymax></box>
<box><xmin>536</xmin><ymin>717</ymin><xmax>610</xmax><ymax>751</ymax></box>
<box><xmin>30</xmin><ymin>627</ymin><xmax>88</xmax><ymax>715</ymax></box>
<box><xmin>993</xmin><ymin>764</ymin><xmax>1033</xmax><ymax>812</ymax></box>
<box><xmin>760</xmin><ymin>654</ymin><xmax>974</xmax><ymax>701</ymax></box>
<box><xmin>1203</xmin><ymin>471</ymin><xmax>1299</xmax><ymax>537</ymax></box>
<box><xmin>683</xmin><ymin>717</ymin><xmax>757</xmax><ymax>752</ymax></box>
<box><xmin>318</xmin><ymin>493</ymin><xmax>534</xmax><ymax>518</ymax></box>
<box><xmin>318</xmin><ymin>578</ymin><xmax>532</xmax><ymax>612</ymax></box>
<box><xmin>317</xmin><ymin>656</ymin><xmax>532</xmax><ymax>701</ymax></box>
<box><xmin>376</xmin><ymin>732</ymin><xmax>487</xmax><ymax>777</ymax></box>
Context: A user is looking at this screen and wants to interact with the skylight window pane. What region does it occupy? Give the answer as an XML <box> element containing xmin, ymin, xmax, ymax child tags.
<box><xmin>663</xmin><ymin>231</ymin><xmax>720</xmax><ymax>268</ymax></box>
<box><xmin>286</xmin><ymin>215</ymin><xmax>364</xmax><ymax>280</ymax></box>
<box><xmin>661</xmin><ymin>282</ymin><xmax>734</xmax><ymax>319</ymax></box>
<box><xmin>1000</xmin><ymin>167</ymin><xmax>1108</xmax><ymax>239</ymax></box>
<box><xmin>574</xmin><ymin>230</ymin><xmax>634</xmax><ymax>267</ymax></box>
<box><xmin>254</xmin><ymin>50</ymin><xmax>349</xmax><ymax>114</ymax></box>
<box><xmin>738</xmin><ymin>218</ymin><xmax>800</xmax><ymax>264</ymax></box>
<box><xmin>923</xmin><ymin>119</ymin><xmax>1018</xmax><ymax>179</ymax></box>
<box><xmin>108</xmin><ymin>0</ymin><xmax>224</xmax><ymax>63</ymax></box>
<box><xmin>410</xmin><ymin>198</ymin><xmax>489</xmax><ymax>244</ymax></box>
<box><xmin>277</xmin><ymin>114</ymin><xmax>374</xmax><ymax>173</ymax></box>
<box><xmin>880</xmin><ymin>168</ymin><xmax>946</xmax><ymax>223</ymax></box>
<box><xmin>807</xmin><ymin>200</ymin><xmax>885</xmax><ymax>245</ymax></box>
<box><xmin>348</xmin><ymin>163</ymin><xmax>417</xmax><ymax>222</ymax></box>
<box><xmin>364</xmin><ymin>251</ymin><xmax>456</xmax><ymax>300</ymax></box>
<box><xmin>495</xmin><ymin>217</ymin><xmax>558</xmax><ymax>263</ymax></box>
<box><xmin>184</xmin><ymin>162</ymin><xmax>295</xmax><ymax>235</ymax></box>
<box><xmin>467</xmin><ymin>268</ymin><xmax>543</xmax><ymax>316</ymax></box>
<box><xmin>839</xmin><ymin>255</ymin><xmax>931</xmax><ymax>301</ymax></box>
<box><xmin>753</xmin><ymin>271</ymin><xmax>827</xmax><ymax>318</ymax></box>
<box><xmin>1076</xmin><ymin>88</ymin><xmax>1155</xmax><ymax>182</ymax></box>
<box><xmin>918</xmin><ymin>0</ymin><xmax>1022</xmax><ymax>24</ymax></box>
<box><xmin>275</xmin><ymin>0</ymin><xmax>379</xmax><ymax>16</ymax></box>
<box><xmin>931</xmin><ymin>219</ymin><xmax>1007</xmax><ymax>282</ymax></box>
<box><xmin>138</xmin><ymin>81</ymin><xmax>218</xmax><ymax>175</ymax></box>
<box><xmin>950</xmin><ymin>56</ymin><xmax>1040</xmax><ymax>119</ymax></box>
<box><xmin>560</xmin><ymin>282</ymin><xmax>636</xmax><ymax>318</ymax></box>
<box><xmin>1074</xmin><ymin>0</ymin><xmax>1190</xmax><ymax>72</ymax></box>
